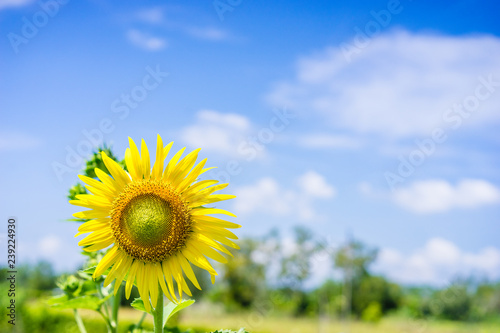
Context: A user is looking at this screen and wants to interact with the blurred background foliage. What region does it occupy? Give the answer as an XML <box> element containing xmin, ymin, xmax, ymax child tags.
<box><xmin>2</xmin><ymin>147</ymin><xmax>499</xmax><ymax>333</ymax></box>
<box><xmin>2</xmin><ymin>232</ymin><xmax>500</xmax><ymax>332</ymax></box>
<box><xmin>0</xmin><ymin>231</ymin><xmax>500</xmax><ymax>332</ymax></box>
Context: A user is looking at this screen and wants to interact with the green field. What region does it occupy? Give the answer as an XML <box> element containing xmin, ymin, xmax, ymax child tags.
<box><xmin>180</xmin><ymin>315</ymin><xmax>500</xmax><ymax>333</ymax></box>
<box><xmin>5</xmin><ymin>300</ymin><xmax>499</xmax><ymax>333</ymax></box>
<box><xmin>178</xmin><ymin>305</ymin><xmax>500</xmax><ymax>333</ymax></box>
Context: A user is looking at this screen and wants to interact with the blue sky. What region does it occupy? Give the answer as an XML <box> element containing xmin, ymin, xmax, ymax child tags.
<box><xmin>0</xmin><ymin>0</ymin><xmax>499</xmax><ymax>286</ymax></box>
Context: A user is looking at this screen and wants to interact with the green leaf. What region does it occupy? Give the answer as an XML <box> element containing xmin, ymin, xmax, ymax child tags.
<box><xmin>51</xmin><ymin>295</ymin><xmax>104</xmax><ymax>311</ymax></box>
<box><xmin>47</xmin><ymin>294</ymin><xmax>69</xmax><ymax>305</ymax></box>
<box><xmin>82</xmin><ymin>265</ymin><xmax>97</xmax><ymax>274</ymax></box>
<box><xmin>81</xmin><ymin>265</ymin><xmax>111</xmax><ymax>276</ymax></box>
<box><xmin>131</xmin><ymin>298</ymin><xmax>149</xmax><ymax>313</ymax></box>
<box><xmin>66</xmin><ymin>218</ymin><xmax>89</xmax><ymax>222</ymax></box>
<box><xmin>162</xmin><ymin>299</ymin><xmax>195</xmax><ymax>328</ymax></box>
<box><xmin>76</xmin><ymin>270</ymin><xmax>92</xmax><ymax>280</ymax></box>
<box><xmin>130</xmin><ymin>298</ymin><xmax>195</xmax><ymax>327</ymax></box>
<box><xmin>80</xmin><ymin>279</ymin><xmax>99</xmax><ymax>295</ymax></box>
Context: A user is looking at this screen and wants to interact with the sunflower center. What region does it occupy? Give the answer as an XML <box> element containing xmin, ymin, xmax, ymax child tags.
<box><xmin>110</xmin><ymin>180</ymin><xmax>192</xmax><ymax>262</ymax></box>
<box><xmin>121</xmin><ymin>194</ymin><xmax>172</xmax><ymax>247</ymax></box>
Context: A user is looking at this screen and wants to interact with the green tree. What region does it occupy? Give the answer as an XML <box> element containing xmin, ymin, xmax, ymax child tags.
<box><xmin>334</xmin><ymin>239</ymin><xmax>378</xmax><ymax>282</ymax></box>
<box><xmin>279</xmin><ymin>226</ymin><xmax>319</xmax><ymax>288</ymax></box>
<box><xmin>333</xmin><ymin>238</ymin><xmax>378</xmax><ymax>318</ymax></box>
<box><xmin>215</xmin><ymin>238</ymin><xmax>266</xmax><ymax>310</ymax></box>
<box><xmin>277</xmin><ymin>226</ymin><xmax>324</xmax><ymax>316</ymax></box>
<box><xmin>427</xmin><ymin>285</ymin><xmax>472</xmax><ymax>321</ymax></box>
<box><xmin>352</xmin><ymin>275</ymin><xmax>402</xmax><ymax>317</ymax></box>
<box><xmin>471</xmin><ymin>282</ymin><xmax>500</xmax><ymax>320</ymax></box>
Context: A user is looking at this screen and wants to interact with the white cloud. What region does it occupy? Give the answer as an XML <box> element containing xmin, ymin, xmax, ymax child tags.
<box><xmin>374</xmin><ymin>238</ymin><xmax>500</xmax><ymax>285</ymax></box>
<box><xmin>179</xmin><ymin>110</ymin><xmax>252</xmax><ymax>155</ymax></box>
<box><xmin>233</xmin><ymin>177</ymin><xmax>294</xmax><ymax>216</ymax></box>
<box><xmin>233</xmin><ymin>171</ymin><xmax>336</xmax><ymax>222</ymax></box>
<box><xmin>298</xmin><ymin>133</ymin><xmax>362</xmax><ymax>149</ymax></box>
<box><xmin>267</xmin><ymin>30</ymin><xmax>500</xmax><ymax>137</ymax></box>
<box><xmin>392</xmin><ymin>179</ymin><xmax>500</xmax><ymax>214</ymax></box>
<box><xmin>38</xmin><ymin>234</ymin><xmax>62</xmax><ymax>257</ymax></box>
<box><xmin>0</xmin><ymin>0</ymin><xmax>34</xmax><ymax>10</ymax></box>
<box><xmin>297</xmin><ymin>171</ymin><xmax>336</xmax><ymax>198</ymax></box>
<box><xmin>358</xmin><ymin>182</ymin><xmax>373</xmax><ymax>196</ymax></box>
<box><xmin>0</xmin><ymin>131</ymin><xmax>41</xmax><ymax>151</ymax></box>
<box><xmin>130</xmin><ymin>7</ymin><xmax>230</xmax><ymax>42</ymax></box>
<box><xmin>127</xmin><ymin>29</ymin><xmax>166</xmax><ymax>51</ymax></box>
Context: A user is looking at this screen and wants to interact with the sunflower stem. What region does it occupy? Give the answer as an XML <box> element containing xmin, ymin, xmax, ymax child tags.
<box><xmin>111</xmin><ymin>281</ymin><xmax>121</xmax><ymax>331</ymax></box>
<box><xmin>98</xmin><ymin>309</ymin><xmax>113</xmax><ymax>333</ymax></box>
<box><xmin>153</xmin><ymin>283</ymin><xmax>164</xmax><ymax>333</ymax></box>
<box><xmin>73</xmin><ymin>309</ymin><xmax>87</xmax><ymax>333</ymax></box>
<box><xmin>98</xmin><ymin>283</ymin><xmax>111</xmax><ymax>319</ymax></box>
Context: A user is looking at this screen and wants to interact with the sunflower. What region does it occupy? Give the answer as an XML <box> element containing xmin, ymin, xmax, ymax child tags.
<box><xmin>70</xmin><ymin>135</ymin><xmax>239</xmax><ymax>311</ymax></box>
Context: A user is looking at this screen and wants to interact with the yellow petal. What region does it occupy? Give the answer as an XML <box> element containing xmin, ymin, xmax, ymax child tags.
<box><xmin>141</xmin><ymin>139</ymin><xmax>151</xmax><ymax>180</ymax></box>
<box><xmin>125</xmin><ymin>260</ymin><xmax>140</xmax><ymax>299</ymax></box>
<box><xmin>170</xmin><ymin>256</ymin><xmax>192</xmax><ymax>297</ymax></box>
<box><xmin>161</xmin><ymin>260</ymin><xmax>178</xmax><ymax>303</ymax></box>
<box><xmin>186</xmin><ymin>183</ymin><xmax>229</xmax><ymax>202</ymax></box>
<box><xmin>183</xmin><ymin>180</ymin><xmax>219</xmax><ymax>200</ymax></box>
<box><xmin>167</xmin><ymin>259</ymin><xmax>185</xmax><ymax>299</ymax></box>
<box><xmin>182</xmin><ymin>247</ymin><xmax>217</xmax><ymax>276</ymax></box>
<box><xmin>151</xmin><ymin>134</ymin><xmax>164</xmax><ymax>180</ymax></box>
<box><xmin>101</xmin><ymin>152</ymin><xmax>130</xmax><ymax>190</ymax></box>
<box><xmin>147</xmin><ymin>263</ymin><xmax>158</xmax><ymax>308</ymax></box>
<box><xmin>155</xmin><ymin>262</ymin><xmax>174</xmax><ymax>303</ymax></box>
<box><xmin>177</xmin><ymin>158</ymin><xmax>207</xmax><ymax>192</ymax></box>
<box><xmin>82</xmin><ymin>238</ymin><xmax>114</xmax><ymax>252</ymax></box>
<box><xmin>169</xmin><ymin>148</ymin><xmax>200</xmax><ymax>185</ymax></box>
<box><xmin>74</xmin><ymin>194</ymin><xmax>112</xmax><ymax>207</ymax></box>
<box><xmin>73</xmin><ymin>209</ymin><xmax>110</xmax><ymax>219</ymax></box>
<box><xmin>127</xmin><ymin>137</ymin><xmax>143</xmax><ymax>180</ymax></box>
<box><xmin>136</xmin><ymin>262</ymin><xmax>151</xmax><ymax>312</ymax></box>
<box><xmin>193</xmin><ymin>215</ymin><xmax>241</xmax><ymax>229</ymax></box>
<box><xmin>103</xmin><ymin>251</ymin><xmax>127</xmax><ymax>287</ymax></box>
<box><xmin>189</xmin><ymin>194</ymin><xmax>236</xmax><ymax>207</ymax></box>
<box><xmin>194</xmin><ymin>233</ymin><xmax>233</xmax><ymax>257</ymax></box>
<box><xmin>78</xmin><ymin>175</ymin><xmax>116</xmax><ymax>197</ymax></box>
<box><xmin>163</xmin><ymin>147</ymin><xmax>186</xmax><ymax>180</ymax></box>
<box><xmin>193</xmin><ymin>224</ymin><xmax>238</xmax><ymax>240</ymax></box>
<box><xmin>84</xmin><ymin>184</ymin><xmax>114</xmax><ymax>199</ymax></box>
<box><xmin>78</xmin><ymin>229</ymin><xmax>113</xmax><ymax>246</ymax></box>
<box><xmin>113</xmin><ymin>256</ymin><xmax>133</xmax><ymax>295</ymax></box>
<box><xmin>125</xmin><ymin>148</ymin><xmax>140</xmax><ymax>181</ymax></box>
<box><xmin>190</xmin><ymin>208</ymin><xmax>236</xmax><ymax>218</ymax></box>
<box><xmin>199</xmin><ymin>167</ymin><xmax>216</xmax><ymax>175</ymax></box>
<box><xmin>77</xmin><ymin>218</ymin><xmax>110</xmax><ymax>233</ymax></box>
<box><xmin>95</xmin><ymin>168</ymin><xmax>120</xmax><ymax>195</ymax></box>
<box><xmin>162</xmin><ymin>141</ymin><xmax>174</xmax><ymax>159</ymax></box>
<box><xmin>178</xmin><ymin>254</ymin><xmax>201</xmax><ymax>290</ymax></box>
<box><xmin>93</xmin><ymin>246</ymin><xmax>119</xmax><ymax>278</ymax></box>
<box><xmin>192</xmin><ymin>241</ymin><xmax>228</xmax><ymax>263</ymax></box>
<box><xmin>206</xmin><ymin>233</ymin><xmax>240</xmax><ymax>250</ymax></box>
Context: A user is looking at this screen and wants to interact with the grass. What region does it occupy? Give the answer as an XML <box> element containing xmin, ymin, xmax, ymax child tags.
<box><xmin>177</xmin><ymin>304</ymin><xmax>500</xmax><ymax>333</ymax></box>
<box><xmin>14</xmin><ymin>300</ymin><xmax>500</xmax><ymax>333</ymax></box>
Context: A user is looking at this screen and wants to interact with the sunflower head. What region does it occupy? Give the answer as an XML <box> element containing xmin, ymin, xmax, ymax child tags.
<box><xmin>70</xmin><ymin>135</ymin><xmax>240</xmax><ymax>311</ymax></box>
